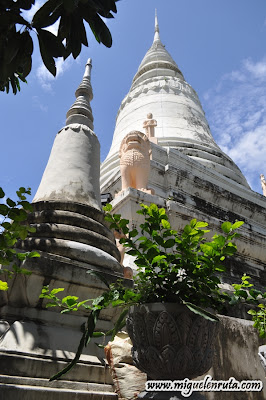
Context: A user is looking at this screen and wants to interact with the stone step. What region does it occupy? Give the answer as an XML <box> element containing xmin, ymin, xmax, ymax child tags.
<box><xmin>0</xmin><ymin>382</ymin><xmax>118</xmax><ymax>400</ymax></box>
<box><xmin>0</xmin><ymin>374</ymin><xmax>114</xmax><ymax>392</ymax></box>
<box><xmin>0</xmin><ymin>352</ymin><xmax>113</xmax><ymax>384</ymax></box>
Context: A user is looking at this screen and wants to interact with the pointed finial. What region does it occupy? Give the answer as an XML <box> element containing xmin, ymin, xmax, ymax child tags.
<box><xmin>155</xmin><ymin>10</ymin><xmax>159</xmax><ymax>32</ymax></box>
<box><xmin>154</xmin><ymin>9</ymin><xmax>160</xmax><ymax>42</ymax></box>
<box><xmin>84</xmin><ymin>58</ymin><xmax>92</xmax><ymax>79</ymax></box>
<box><xmin>66</xmin><ymin>58</ymin><xmax>94</xmax><ymax>130</ymax></box>
<box><xmin>76</xmin><ymin>58</ymin><xmax>93</xmax><ymax>100</ymax></box>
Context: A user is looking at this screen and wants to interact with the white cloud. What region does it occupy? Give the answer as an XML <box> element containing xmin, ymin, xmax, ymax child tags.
<box><xmin>32</xmin><ymin>96</ymin><xmax>48</xmax><ymax>112</ymax></box>
<box><xmin>36</xmin><ymin>57</ymin><xmax>73</xmax><ymax>91</ymax></box>
<box><xmin>203</xmin><ymin>56</ymin><xmax>266</xmax><ymax>193</ymax></box>
<box><xmin>243</xmin><ymin>58</ymin><xmax>266</xmax><ymax>80</ymax></box>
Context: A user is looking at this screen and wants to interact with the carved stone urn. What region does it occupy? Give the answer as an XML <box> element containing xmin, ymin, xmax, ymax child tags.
<box><xmin>126</xmin><ymin>303</ymin><xmax>218</xmax><ymax>380</ymax></box>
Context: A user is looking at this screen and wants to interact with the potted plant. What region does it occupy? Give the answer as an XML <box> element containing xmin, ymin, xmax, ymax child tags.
<box><xmin>103</xmin><ymin>203</ymin><xmax>243</xmax><ymax>380</ymax></box>
<box><xmin>41</xmin><ymin>202</ymin><xmax>243</xmax><ymax>381</ymax></box>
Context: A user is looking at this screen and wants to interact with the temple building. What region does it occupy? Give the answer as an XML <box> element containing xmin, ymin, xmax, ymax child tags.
<box><xmin>100</xmin><ymin>14</ymin><xmax>266</xmax><ymax>290</ymax></box>
<box><xmin>99</xmin><ymin>15</ymin><xmax>266</xmax><ymax>397</ymax></box>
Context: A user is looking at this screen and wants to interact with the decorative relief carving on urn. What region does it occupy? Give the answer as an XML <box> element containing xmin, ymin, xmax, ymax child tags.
<box><xmin>260</xmin><ymin>174</ymin><xmax>266</xmax><ymax>197</ymax></box>
<box><xmin>118</xmin><ymin>131</ymin><xmax>153</xmax><ymax>194</ymax></box>
<box><xmin>126</xmin><ymin>304</ymin><xmax>218</xmax><ymax>380</ymax></box>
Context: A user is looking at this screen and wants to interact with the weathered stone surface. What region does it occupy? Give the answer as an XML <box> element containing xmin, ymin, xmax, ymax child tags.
<box><xmin>0</xmin><ymin>318</ymin><xmax>117</xmax><ymax>399</ymax></box>
<box><xmin>33</xmin><ymin>124</ymin><xmax>101</xmax><ymax>209</ymax></box>
<box><xmin>201</xmin><ymin>314</ymin><xmax>266</xmax><ymax>400</ymax></box>
<box><xmin>0</xmin><ymin>384</ymin><xmax>117</xmax><ymax>400</ymax></box>
<box><xmin>105</xmin><ymin>332</ymin><xmax>147</xmax><ymax>399</ymax></box>
<box><xmin>109</xmin><ymin>172</ymin><xmax>266</xmax><ymax>287</ymax></box>
<box><xmin>1</xmin><ymin>321</ymin><xmax>109</xmax><ymax>368</ymax></box>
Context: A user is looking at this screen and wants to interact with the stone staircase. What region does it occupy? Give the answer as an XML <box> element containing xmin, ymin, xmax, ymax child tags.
<box><xmin>0</xmin><ymin>351</ymin><xmax>117</xmax><ymax>400</ymax></box>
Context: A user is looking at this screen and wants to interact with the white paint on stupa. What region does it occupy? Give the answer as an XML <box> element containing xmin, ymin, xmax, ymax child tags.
<box><xmin>101</xmin><ymin>14</ymin><xmax>250</xmax><ymax>192</ymax></box>
<box><xmin>33</xmin><ymin>59</ymin><xmax>101</xmax><ymax>210</ymax></box>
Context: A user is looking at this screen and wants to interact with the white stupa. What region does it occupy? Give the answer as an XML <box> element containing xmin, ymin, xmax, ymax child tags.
<box><xmin>101</xmin><ymin>13</ymin><xmax>250</xmax><ymax>193</ymax></box>
<box><xmin>99</xmin><ymin>14</ymin><xmax>266</xmax><ymax>392</ymax></box>
<box><xmin>100</xmin><ymin>12</ymin><xmax>266</xmax><ymax>291</ymax></box>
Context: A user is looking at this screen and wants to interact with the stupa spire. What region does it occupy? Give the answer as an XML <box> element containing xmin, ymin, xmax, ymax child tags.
<box><xmin>154</xmin><ymin>9</ymin><xmax>160</xmax><ymax>42</ymax></box>
<box><xmin>66</xmin><ymin>58</ymin><xmax>94</xmax><ymax>130</ymax></box>
<box><xmin>33</xmin><ymin>57</ymin><xmax>102</xmax><ymax>209</ymax></box>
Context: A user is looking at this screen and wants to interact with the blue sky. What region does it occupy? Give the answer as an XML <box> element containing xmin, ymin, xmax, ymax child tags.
<box><xmin>1</xmin><ymin>0</ymin><xmax>266</xmax><ymax>201</ymax></box>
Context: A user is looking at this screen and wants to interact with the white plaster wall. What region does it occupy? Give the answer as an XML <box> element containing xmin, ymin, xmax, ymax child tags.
<box><xmin>107</xmin><ymin>78</ymin><xmax>216</xmax><ymax>160</ymax></box>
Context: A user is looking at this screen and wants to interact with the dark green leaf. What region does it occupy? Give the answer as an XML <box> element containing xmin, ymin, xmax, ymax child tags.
<box><xmin>0</xmin><ymin>204</ymin><xmax>9</xmax><ymax>215</ymax></box>
<box><xmin>161</xmin><ymin>219</ymin><xmax>170</xmax><ymax>229</ymax></box>
<box><xmin>195</xmin><ymin>221</ymin><xmax>208</xmax><ymax>228</ymax></box>
<box><xmin>17</xmin><ymin>0</ymin><xmax>35</xmax><ymax>11</ymax></box>
<box><xmin>152</xmin><ymin>255</ymin><xmax>166</xmax><ymax>264</ymax></box>
<box><xmin>86</xmin><ymin>270</ymin><xmax>110</xmax><ymax>288</ymax></box>
<box><xmin>92</xmin><ymin>331</ymin><xmax>105</xmax><ymax>337</ymax></box>
<box><xmin>0</xmin><ymin>188</ymin><xmax>5</xmax><ymax>198</ymax></box>
<box><xmin>221</xmin><ymin>221</ymin><xmax>232</xmax><ymax>234</ymax></box>
<box><xmin>184</xmin><ymin>302</ymin><xmax>219</xmax><ymax>322</ymax></box>
<box><xmin>6</xmin><ymin>198</ymin><xmax>16</xmax><ymax>207</ymax></box>
<box><xmin>37</xmin><ymin>29</ymin><xmax>57</xmax><ymax>76</ymax></box>
<box><xmin>63</xmin><ymin>0</ymin><xmax>76</xmax><ymax>13</ymax></box>
<box><xmin>28</xmin><ymin>251</ymin><xmax>40</xmax><ymax>258</ymax></box>
<box><xmin>213</xmin><ymin>236</ymin><xmax>226</xmax><ymax>247</ymax></box>
<box><xmin>129</xmin><ymin>229</ymin><xmax>138</xmax><ymax>238</ymax></box>
<box><xmin>164</xmin><ymin>239</ymin><xmax>175</xmax><ymax>248</ymax></box>
<box><xmin>200</xmin><ymin>244</ymin><xmax>214</xmax><ymax>256</ymax></box>
<box><xmin>88</xmin><ymin>14</ymin><xmax>112</xmax><ymax>47</ymax></box>
<box><xmin>50</xmin><ymin>288</ymin><xmax>65</xmax><ymax>295</ymax></box>
<box><xmin>111</xmin><ymin>308</ymin><xmax>128</xmax><ymax>340</ymax></box>
<box><xmin>231</xmin><ymin>221</ymin><xmax>244</xmax><ymax>230</ymax></box>
<box><xmin>32</xmin><ymin>0</ymin><xmax>62</xmax><ymax>28</ymax></box>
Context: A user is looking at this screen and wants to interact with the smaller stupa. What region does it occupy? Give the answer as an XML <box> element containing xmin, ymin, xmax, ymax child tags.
<box><xmin>0</xmin><ymin>59</ymin><xmax>123</xmax><ymax>399</ymax></box>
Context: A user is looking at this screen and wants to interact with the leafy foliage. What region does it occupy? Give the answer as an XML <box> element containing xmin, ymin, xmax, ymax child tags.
<box><xmin>0</xmin><ymin>0</ymin><xmax>119</xmax><ymax>94</ymax></box>
<box><xmin>231</xmin><ymin>274</ymin><xmax>266</xmax><ymax>338</ymax></box>
<box><xmin>40</xmin><ymin>279</ymin><xmax>134</xmax><ymax>381</ymax></box>
<box><xmin>41</xmin><ymin>203</ymin><xmax>244</xmax><ymax>380</ymax></box>
<box><xmin>0</xmin><ymin>186</ymin><xmax>40</xmax><ymax>290</ymax></box>
<box><xmin>105</xmin><ymin>203</ymin><xmax>244</xmax><ymax>316</ymax></box>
